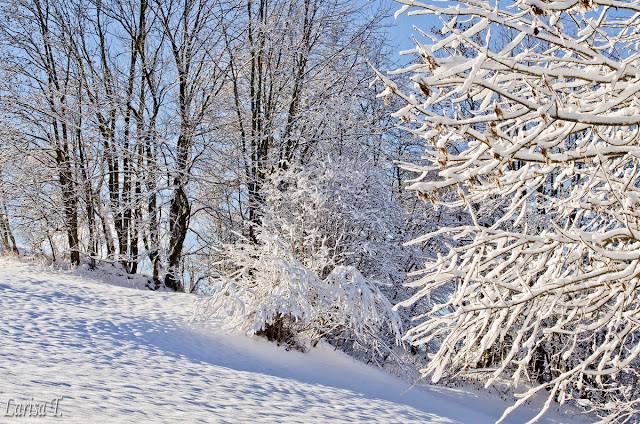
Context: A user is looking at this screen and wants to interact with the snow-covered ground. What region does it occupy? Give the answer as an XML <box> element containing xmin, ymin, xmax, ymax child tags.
<box><xmin>0</xmin><ymin>257</ymin><xmax>589</xmax><ymax>423</ymax></box>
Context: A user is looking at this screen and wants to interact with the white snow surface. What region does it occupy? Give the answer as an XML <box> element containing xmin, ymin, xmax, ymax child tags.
<box><xmin>0</xmin><ymin>257</ymin><xmax>590</xmax><ymax>423</ymax></box>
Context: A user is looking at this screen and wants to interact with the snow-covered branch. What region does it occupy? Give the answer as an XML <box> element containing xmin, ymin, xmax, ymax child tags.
<box><xmin>387</xmin><ymin>0</ymin><xmax>640</xmax><ymax>421</ymax></box>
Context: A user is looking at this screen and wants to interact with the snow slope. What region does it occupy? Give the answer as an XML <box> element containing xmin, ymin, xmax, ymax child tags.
<box><xmin>0</xmin><ymin>257</ymin><xmax>589</xmax><ymax>423</ymax></box>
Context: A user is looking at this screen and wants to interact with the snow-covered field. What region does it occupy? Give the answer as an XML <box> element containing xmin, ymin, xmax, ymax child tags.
<box><xmin>0</xmin><ymin>257</ymin><xmax>588</xmax><ymax>423</ymax></box>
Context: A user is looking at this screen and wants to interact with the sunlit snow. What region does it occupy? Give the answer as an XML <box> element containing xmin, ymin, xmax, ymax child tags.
<box><xmin>0</xmin><ymin>258</ymin><xmax>587</xmax><ymax>423</ymax></box>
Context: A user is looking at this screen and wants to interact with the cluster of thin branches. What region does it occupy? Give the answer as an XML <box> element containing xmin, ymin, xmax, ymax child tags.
<box><xmin>381</xmin><ymin>0</ymin><xmax>640</xmax><ymax>421</ymax></box>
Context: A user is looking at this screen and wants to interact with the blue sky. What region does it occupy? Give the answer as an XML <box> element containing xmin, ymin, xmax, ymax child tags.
<box><xmin>382</xmin><ymin>0</ymin><xmax>441</xmax><ymax>64</ymax></box>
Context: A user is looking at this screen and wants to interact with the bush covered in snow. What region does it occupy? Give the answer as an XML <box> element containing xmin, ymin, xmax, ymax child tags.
<box><xmin>196</xmin><ymin>231</ymin><xmax>402</xmax><ymax>355</ymax></box>
<box><xmin>196</xmin><ymin>153</ymin><xmax>406</xmax><ymax>360</ymax></box>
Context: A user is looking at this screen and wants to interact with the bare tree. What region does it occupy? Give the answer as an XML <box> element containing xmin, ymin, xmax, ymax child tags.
<box><xmin>152</xmin><ymin>0</ymin><xmax>229</xmax><ymax>291</ymax></box>
<box><xmin>1</xmin><ymin>0</ymin><xmax>84</xmax><ymax>264</ymax></box>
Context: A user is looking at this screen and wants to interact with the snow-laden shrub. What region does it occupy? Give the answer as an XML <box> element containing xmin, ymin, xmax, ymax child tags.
<box><xmin>196</xmin><ymin>233</ymin><xmax>319</xmax><ymax>349</ymax></box>
<box><xmin>196</xmin><ymin>231</ymin><xmax>402</xmax><ymax>354</ymax></box>
<box><xmin>197</xmin><ymin>152</ymin><xmax>405</xmax><ymax>356</ymax></box>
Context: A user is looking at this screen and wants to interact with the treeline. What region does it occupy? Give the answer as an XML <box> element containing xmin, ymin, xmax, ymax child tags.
<box><xmin>0</xmin><ymin>0</ymin><xmax>421</xmax><ymax>293</ymax></box>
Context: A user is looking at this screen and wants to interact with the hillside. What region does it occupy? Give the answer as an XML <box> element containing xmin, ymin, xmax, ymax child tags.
<box><xmin>0</xmin><ymin>257</ymin><xmax>586</xmax><ymax>423</ymax></box>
